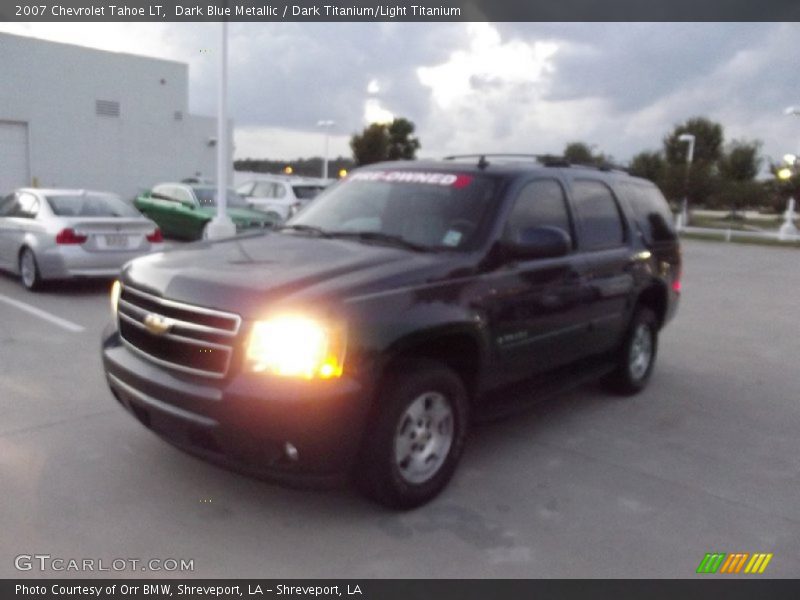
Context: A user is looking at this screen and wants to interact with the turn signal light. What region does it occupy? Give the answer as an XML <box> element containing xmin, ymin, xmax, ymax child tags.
<box><xmin>55</xmin><ymin>228</ymin><xmax>88</xmax><ymax>245</ymax></box>
<box><xmin>146</xmin><ymin>228</ymin><xmax>164</xmax><ymax>243</ymax></box>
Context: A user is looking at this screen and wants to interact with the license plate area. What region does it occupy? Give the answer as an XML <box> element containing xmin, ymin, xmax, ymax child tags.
<box><xmin>98</xmin><ymin>234</ymin><xmax>130</xmax><ymax>249</ymax></box>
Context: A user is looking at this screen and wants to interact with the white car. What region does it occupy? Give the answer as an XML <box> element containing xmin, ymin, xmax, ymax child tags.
<box><xmin>236</xmin><ymin>176</ymin><xmax>331</xmax><ymax>222</ymax></box>
<box><xmin>0</xmin><ymin>188</ymin><xmax>164</xmax><ymax>290</ymax></box>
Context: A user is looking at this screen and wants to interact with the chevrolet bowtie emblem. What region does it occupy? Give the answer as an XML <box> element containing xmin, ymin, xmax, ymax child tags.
<box><xmin>143</xmin><ymin>313</ymin><xmax>173</xmax><ymax>336</ymax></box>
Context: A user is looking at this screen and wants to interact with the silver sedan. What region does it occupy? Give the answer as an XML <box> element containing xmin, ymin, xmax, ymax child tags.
<box><xmin>0</xmin><ymin>188</ymin><xmax>164</xmax><ymax>291</ymax></box>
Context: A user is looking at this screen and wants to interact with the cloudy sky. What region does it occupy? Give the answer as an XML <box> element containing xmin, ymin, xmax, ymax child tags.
<box><xmin>2</xmin><ymin>21</ymin><xmax>799</xmax><ymax>166</ymax></box>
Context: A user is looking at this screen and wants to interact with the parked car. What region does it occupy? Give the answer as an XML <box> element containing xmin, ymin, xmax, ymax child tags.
<box><xmin>102</xmin><ymin>156</ymin><xmax>681</xmax><ymax>508</ymax></box>
<box><xmin>134</xmin><ymin>183</ymin><xmax>275</xmax><ymax>241</ymax></box>
<box><xmin>0</xmin><ymin>188</ymin><xmax>164</xmax><ymax>291</ymax></box>
<box><xmin>237</xmin><ymin>175</ymin><xmax>330</xmax><ymax>222</ymax></box>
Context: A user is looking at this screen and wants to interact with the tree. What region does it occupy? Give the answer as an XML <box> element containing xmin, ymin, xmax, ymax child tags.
<box><xmin>708</xmin><ymin>140</ymin><xmax>763</xmax><ymax>215</ymax></box>
<box><xmin>628</xmin><ymin>151</ymin><xmax>665</xmax><ymax>183</ymax></box>
<box><xmin>350</xmin><ymin>117</ymin><xmax>421</xmax><ymax>166</ymax></box>
<box><xmin>387</xmin><ymin>118</ymin><xmax>420</xmax><ymax>161</ymax></box>
<box><xmin>662</xmin><ymin>117</ymin><xmax>725</xmax><ymax>207</ymax></box>
<box><xmin>563</xmin><ymin>142</ymin><xmax>595</xmax><ymax>165</ymax></box>
<box><xmin>663</xmin><ymin>117</ymin><xmax>724</xmax><ymax>165</ymax></box>
<box><xmin>718</xmin><ymin>140</ymin><xmax>762</xmax><ymax>183</ymax></box>
<box><xmin>350</xmin><ymin>123</ymin><xmax>390</xmax><ymax>166</ymax></box>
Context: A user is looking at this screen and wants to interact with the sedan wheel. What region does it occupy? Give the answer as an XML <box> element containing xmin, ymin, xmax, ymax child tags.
<box><xmin>19</xmin><ymin>248</ymin><xmax>42</xmax><ymax>291</ymax></box>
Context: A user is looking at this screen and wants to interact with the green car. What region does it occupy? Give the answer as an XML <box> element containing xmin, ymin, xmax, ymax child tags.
<box><xmin>134</xmin><ymin>183</ymin><xmax>276</xmax><ymax>240</ymax></box>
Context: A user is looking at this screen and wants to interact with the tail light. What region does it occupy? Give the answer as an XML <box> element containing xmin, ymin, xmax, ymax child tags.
<box><xmin>146</xmin><ymin>228</ymin><xmax>163</xmax><ymax>243</ymax></box>
<box><xmin>55</xmin><ymin>228</ymin><xmax>88</xmax><ymax>245</ymax></box>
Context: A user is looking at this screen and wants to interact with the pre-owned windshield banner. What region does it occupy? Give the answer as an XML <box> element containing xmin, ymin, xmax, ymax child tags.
<box><xmin>2</xmin><ymin>0</ymin><xmax>798</xmax><ymax>22</ymax></box>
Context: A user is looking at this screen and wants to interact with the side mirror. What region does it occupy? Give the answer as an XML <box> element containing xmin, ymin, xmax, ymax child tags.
<box><xmin>505</xmin><ymin>226</ymin><xmax>571</xmax><ymax>261</ymax></box>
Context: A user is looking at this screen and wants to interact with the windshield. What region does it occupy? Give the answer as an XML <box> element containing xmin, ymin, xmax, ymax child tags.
<box><xmin>192</xmin><ymin>186</ymin><xmax>247</xmax><ymax>207</ymax></box>
<box><xmin>292</xmin><ymin>185</ymin><xmax>326</xmax><ymax>200</ymax></box>
<box><xmin>46</xmin><ymin>193</ymin><xmax>141</xmax><ymax>218</ymax></box>
<box><xmin>288</xmin><ymin>170</ymin><xmax>497</xmax><ymax>251</ymax></box>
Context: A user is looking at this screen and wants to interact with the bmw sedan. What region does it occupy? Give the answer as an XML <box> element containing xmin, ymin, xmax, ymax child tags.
<box><xmin>0</xmin><ymin>188</ymin><xmax>164</xmax><ymax>291</ymax></box>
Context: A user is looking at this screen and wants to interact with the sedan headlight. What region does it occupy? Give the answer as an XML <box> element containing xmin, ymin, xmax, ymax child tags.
<box><xmin>110</xmin><ymin>280</ymin><xmax>122</xmax><ymax>320</ymax></box>
<box><xmin>245</xmin><ymin>315</ymin><xmax>346</xmax><ymax>379</ymax></box>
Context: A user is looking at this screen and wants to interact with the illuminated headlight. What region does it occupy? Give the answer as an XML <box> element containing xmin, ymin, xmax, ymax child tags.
<box><xmin>110</xmin><ymin>280</ymin><xmax>122</xmax><ymax>321</ymax></box>
<box><xmin>245</xmin><ymin>315</ymin><xmax>346</xmax><ymax>379</ymax></box>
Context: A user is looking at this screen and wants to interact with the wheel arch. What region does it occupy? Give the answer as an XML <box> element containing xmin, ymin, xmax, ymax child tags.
<box><xmin>378</xmin><ymin>325</ymin><xmax>487</xmax><ymax>404</ymax></box>
<box><xmin>636</xmin><ymin>281</ymin><xmax>668</xmax><ymax>329</ymax></box>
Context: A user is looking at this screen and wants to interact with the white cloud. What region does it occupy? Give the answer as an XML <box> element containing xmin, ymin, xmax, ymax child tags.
<box><xmin>235</xmin><ymin>126</ymin><xmax>351</xmax><ymax>160</ymax></box>
<box><xmin>363</xmin><ymin>98</ymin><xmax>394</xmax><ymax>125</ymax></box>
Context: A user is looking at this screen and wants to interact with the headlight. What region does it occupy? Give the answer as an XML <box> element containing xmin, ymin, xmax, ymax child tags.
<box><xmin>110</xmin><ymin>280</ymin><xmax>122</xmax><ymax>320</ymax></box>
<box><xmin>245</xmin><ymin>315</ymin><xmax>346</xmax><ymax>379</ymax></box>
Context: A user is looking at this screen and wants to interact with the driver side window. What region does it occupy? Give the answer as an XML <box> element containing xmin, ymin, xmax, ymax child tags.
<box><xmin>503</xmin><ymin>179</ymin><xmax>572</xmax><ymax>245</ymax></box>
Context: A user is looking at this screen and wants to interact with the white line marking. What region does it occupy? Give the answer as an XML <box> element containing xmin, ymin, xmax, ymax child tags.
<box><xmin>0</xmin><ymin>294</ymin><xmax>85</xmax><ymax>333</ymax></box>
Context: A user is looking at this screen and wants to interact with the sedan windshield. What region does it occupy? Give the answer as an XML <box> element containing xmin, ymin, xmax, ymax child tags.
<box><xmin>192</xmin><ymin>186</ymin><xmax>247</xmax><ymax>208</ymax></box>
<box><xmin>288</xmin><ymin>170</ymin><xmax>497</xmax><ymax>251</ymax></box>
<box><xmin>46</xmin><ymin>193</ymin><xmax>141</xmax><ymax>218</ymax></box>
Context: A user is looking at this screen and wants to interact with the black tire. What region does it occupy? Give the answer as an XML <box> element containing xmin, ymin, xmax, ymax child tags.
<box><xmin>19</xmin><ymin>247</ymin><xmax>43</xmax><ymax>291</ymax></box>
<box><xmin>354</xmin><ymin>359</ymin><xmax>470</xmax><ymax>509</ymax></box>
<box><xmin>605</xmin><ymin>307</ymin><xmax>658</xmax><ymax>395</ymax></box>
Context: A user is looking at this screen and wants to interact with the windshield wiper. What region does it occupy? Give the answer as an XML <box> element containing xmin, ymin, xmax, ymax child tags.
<box><xmin>277</xmin><ymin>224</ymin><xmax>332</xmax><ymax>237</ymax></box>
<box><xmin>327</xmin><ymin>230</ymin><xmax>430</xmax><ymax>252</ymax></box>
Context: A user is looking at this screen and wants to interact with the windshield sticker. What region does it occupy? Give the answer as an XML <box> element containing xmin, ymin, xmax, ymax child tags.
<box><xmin>442</xmin><ymin>230</ymin><xmax>463</xmax><ymax>247</ymax></box>
<box><xmin>347</xmin><ymin>171</ymin><xmax>473</xmax><ymax>188</ymax></box>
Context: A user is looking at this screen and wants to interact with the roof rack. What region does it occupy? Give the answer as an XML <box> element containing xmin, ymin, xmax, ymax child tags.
<box><xmin>442</xmin><ymin>153</ymin><xmax>629</xmax><ymax>173</ymax></box>
<box><xmin>442</xmin><ymin>154</ymin><xmax>571</xmax><ymax>169</ymax></box>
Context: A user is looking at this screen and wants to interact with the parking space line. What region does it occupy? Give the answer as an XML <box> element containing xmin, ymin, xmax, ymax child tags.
<box><xmin>0</xmin><ymin>294</ymin><xmax>85</xmax><ymax>333</ymax></box>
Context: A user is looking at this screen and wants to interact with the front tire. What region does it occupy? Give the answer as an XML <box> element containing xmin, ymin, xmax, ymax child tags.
<box><xmin>19</xmin><ymin>248</ymin><xmax>43</xmax><ymax>291</ymax></box>
<box><xmin>354</xmin><ymin>360</ymin><xmax>469</xmax><ymax>509</ymax></box>
<box><xmin>605</xmin><ymin>307</ymin><xmax>658</xmax><ymax>395</ymax></box>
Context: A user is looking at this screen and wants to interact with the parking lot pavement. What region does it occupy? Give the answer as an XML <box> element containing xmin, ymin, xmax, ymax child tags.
<box><xmin>1</xmin><ymin>239</ymin><xmax>799</xmax><ymax>579</ymax></box>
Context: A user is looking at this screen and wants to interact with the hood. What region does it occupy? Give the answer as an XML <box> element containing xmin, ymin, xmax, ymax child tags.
<box><xmin>123</xmin><ymin>232</ymin><xmax>460</xmax><ymax>318</ymax></box>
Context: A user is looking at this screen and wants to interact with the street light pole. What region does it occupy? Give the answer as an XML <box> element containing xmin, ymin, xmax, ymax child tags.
<box><xmin>207</xmin><ymin>18</ymin><xmax>236</xmax><ymax>240</ymax></box>
<box><xmin>317</xmin><ymin>120</ymin><xmax>335</xmax><ymax>180</ymax></box>
<box><xmin>678</xmin><ymin>133</ymin><xmax>695</xmax><ymax>228</ymax></box>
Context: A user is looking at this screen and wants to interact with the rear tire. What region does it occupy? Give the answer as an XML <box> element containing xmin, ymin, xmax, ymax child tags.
<box><xmin>19</xmin><ymin>248</ymin><xmax>43</xmax><ymax>291</ymax></box>
<box><xmin>605</xmin><ymin>307</ymin><xmax>658</xmax><ymax>395</ymax></box>
<box><xmin>354</xmin><ymin>359</ymin><xmax>469</xmax><ymax>509</ymax></box>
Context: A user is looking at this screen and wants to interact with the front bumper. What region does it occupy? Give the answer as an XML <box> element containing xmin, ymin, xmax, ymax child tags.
<box><xmin>101</xmin><ymin>326</ymin><xmax>372</xmax><ymax>484</ymax></box>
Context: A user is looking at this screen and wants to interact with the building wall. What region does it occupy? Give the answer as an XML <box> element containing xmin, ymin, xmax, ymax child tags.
<box><xmin>0</xmin><ymin>33</ymin><xmax>231</xmax><ymax>199</ymax></box>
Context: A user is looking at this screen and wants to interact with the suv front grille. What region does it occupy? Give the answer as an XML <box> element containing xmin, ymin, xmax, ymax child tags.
<box><xmin>117</xmin><ymin>285</ymin><xmax>242</xmax><ymax>379</ymax></box>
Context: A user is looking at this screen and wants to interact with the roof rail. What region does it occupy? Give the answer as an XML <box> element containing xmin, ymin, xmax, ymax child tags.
<box><xmin>442</xmin><ymin>154</ymin><xmax>572</xmax><ymax>169</ymax></box>
<box><xmin>442</xmin><ymin>153</ymin><xmax>630</xmax><ymax>173</ymax></box>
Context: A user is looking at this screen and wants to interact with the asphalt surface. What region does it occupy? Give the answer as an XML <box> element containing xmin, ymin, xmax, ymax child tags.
<box><xmin>1</xmin><ymin>239</ymin><xmax>798</xmax><ymax>578</ymax></box>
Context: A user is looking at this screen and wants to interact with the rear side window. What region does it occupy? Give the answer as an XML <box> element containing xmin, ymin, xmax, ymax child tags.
<box><xmin>571</xmin><ymin>180</ymin><xmax>626</xmax><ymax>251</ymax></box>
<box><xmin>15</xmin><ymin>193</ymin><xmax>39</xmax><ymax>218</ymax></box>
<box><xmin>503</xmin><ymin>179</ymin><xmax>572</xmax><ymax>244</ymax></box>
<box><xmin>621</xmin><ymin>183</ymin><xmax>676</xmax><ymax>243</ymax></box>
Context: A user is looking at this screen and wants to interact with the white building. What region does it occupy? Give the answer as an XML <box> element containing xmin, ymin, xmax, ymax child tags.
<box><xmin>0</xmin><ymin>32</ymin><xmax>230</xmax><ymax>199</ymax></box>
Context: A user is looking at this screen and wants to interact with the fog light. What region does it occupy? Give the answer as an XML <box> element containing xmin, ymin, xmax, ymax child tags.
<box><xmin>284</xmin><ymin>442</ymin><xmax>299</xmax><ymax>462</ymax></box>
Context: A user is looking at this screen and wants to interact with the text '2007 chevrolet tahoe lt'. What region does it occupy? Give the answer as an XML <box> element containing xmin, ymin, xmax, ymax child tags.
<box><xmin>102</xmin><ymin>155</ymin><xmax>681</xmax><ymax>509</ymax></box>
